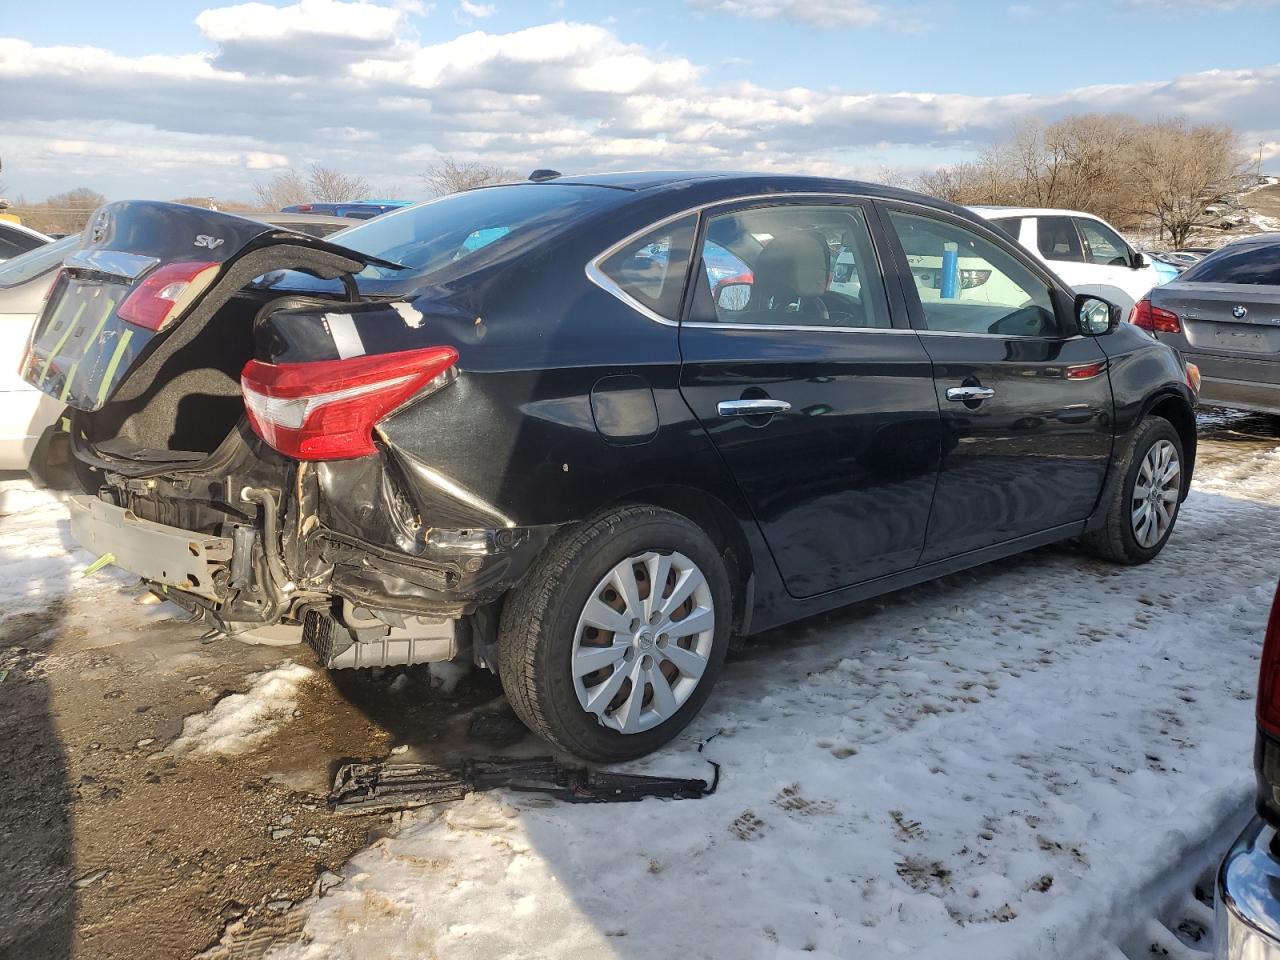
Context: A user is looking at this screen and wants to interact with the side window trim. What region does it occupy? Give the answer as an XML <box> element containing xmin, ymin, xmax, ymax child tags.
<box><xmin>680</xmin><ymin>195</ymin><xmax>913</xmax><ymax>332</ymax></box>
<box><xmin>873</xmin><ymin>199</ymin><xmax>1077</xmax><ymax>340</ymax></box>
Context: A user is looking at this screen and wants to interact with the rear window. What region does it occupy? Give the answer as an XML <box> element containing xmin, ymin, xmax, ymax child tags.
<box><xmin>331</xmin><ymin>184</ymin><xmax>612</xmax><ymax>282</ymax></box>
<box><xmin>0</xmin><ymin>224</ymin><xmax>47</xmax><ymax>261</ymax></box>
<box><xmin>0</xmin><ymin>234</ymin><xmax>77</xmax><ymax>288</ymax></box>
<box><xmin>1181</xmin><ymin>241</ymin><xmax>1280</xmax><ymax>285</ymax></box>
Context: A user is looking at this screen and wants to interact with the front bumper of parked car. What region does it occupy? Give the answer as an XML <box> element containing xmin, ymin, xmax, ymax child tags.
<box><xmin>1217</xmin><ymin>817</ymin><xmax>1280</xmax><ymax>959</ymax></box>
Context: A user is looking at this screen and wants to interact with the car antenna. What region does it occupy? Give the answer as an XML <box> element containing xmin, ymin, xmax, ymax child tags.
<box><xmin>528</xmin><ymin>169</ymin><xmax>562</xmax><ymax>182</ymax></box>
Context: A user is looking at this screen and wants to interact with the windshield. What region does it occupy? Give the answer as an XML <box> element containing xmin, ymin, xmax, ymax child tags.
<box><xmin>0</xmin><ymin>234</ymin><xmax>79</xmax><ymax>288</ymax></box>
<box><xmin>324</xmin><ymin>183</ymin><xmax>612</xmax><ymax>283</ymax></box>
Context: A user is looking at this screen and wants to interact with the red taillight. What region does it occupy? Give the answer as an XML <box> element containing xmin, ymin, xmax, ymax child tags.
<box><xmin>1257</xmin><ymin>581</ymin><xmax>1280</xmax><ymax>738</ymax></box>
<box><xmin>118</xmin><ymin>261</ymin><xmax>219</xmax><ymax>332</ymax></box>
<box><xmin>1129</xmin><ymin>297</ymin><xmax>1181</xmax><ymax>335</ymax></box>
<box><xmin>240</xmin><ymin>346</ymin><xmax>459</xmax><ymax>461</ymax></box>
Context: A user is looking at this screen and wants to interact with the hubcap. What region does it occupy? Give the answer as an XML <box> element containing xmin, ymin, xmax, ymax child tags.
<box><xmin>1131</xmin><ymin>439</ymin><xmax>1180</xmax><ymax>549</ymax></box>
<box><xmin>571</xmin><ymin>550</ymin><xmax>715</xmax><ymax>734</ymax></box>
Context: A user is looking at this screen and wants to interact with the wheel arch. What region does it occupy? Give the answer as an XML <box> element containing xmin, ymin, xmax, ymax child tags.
<box><xmin>611</xmin><ymin>483</ymin><xmax>757</xmax><ymax>639</ymax></box>
<box><xmin>1144</xmin><ymin>391</ymin><xmax>1197</xmax><ymax>498</ymax></box>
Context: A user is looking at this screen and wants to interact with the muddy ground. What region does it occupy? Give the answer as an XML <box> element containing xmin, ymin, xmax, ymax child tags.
<box><xmin>1</xmin><ymin>409</ymin><xmax>1277</xmax><ymax>960</ymax></box>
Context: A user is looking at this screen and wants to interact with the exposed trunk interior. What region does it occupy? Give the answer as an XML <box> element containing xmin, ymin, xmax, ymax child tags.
<box><xmin>83</xmin><ymin>293</ymin><xmax>267</xmax><ymax>459</ymax></box>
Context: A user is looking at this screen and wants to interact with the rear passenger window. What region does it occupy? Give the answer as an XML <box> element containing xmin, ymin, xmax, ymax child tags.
<box><xmin>886</xmin><ymin>210</ymin><xmax>1060</xmax><ymax>338</ymax></box>
<box><xmin>1036</xmin><ymin>216</ymin><xmax>1084</xmax><ymax>263</ymax></box>
<box><xmin>690</xmin><ymin>203</ymin><xmax>892</xmax><ymax>329</ymax></box>
<box><xmin>1182</xmin><ymin>242</ymin><xmax>1280</xmax><ymax>286</ymax></box>
<box><xmin>597</xmin><ymin>215</ymin><xmax>697</xmax><ymax>321</ymax></box>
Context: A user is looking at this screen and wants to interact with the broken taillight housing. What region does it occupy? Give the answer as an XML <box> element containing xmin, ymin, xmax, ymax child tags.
<box><xmin>117</xmin><ymin>260</ymin><xmax>220</xmax><ymax>332</ymax></box>
<box><xmin>241</xmin><ymin>346</ymin><xmax>459</xmax><ymax>460</ymax></box>
<box><xmin>1129</xmin><ymin>297</ymin><xmax>1181</xmax><ymax>335</ymax></box>
<box><xmin>1257</xmin><ymin>580</ymin><xmax>1280</xmax><ymax>739</ymax></box>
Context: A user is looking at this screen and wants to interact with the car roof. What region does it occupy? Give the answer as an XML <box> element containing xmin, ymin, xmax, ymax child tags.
<box><xmin>548</xmin><ymin>170</ymin><xmax>932</xmax><ymax>202</ymax></box>
<box><xmin>968</xmin><ymin>205</ymin><xmax>1105</xmax><ymax>221</ymax></box>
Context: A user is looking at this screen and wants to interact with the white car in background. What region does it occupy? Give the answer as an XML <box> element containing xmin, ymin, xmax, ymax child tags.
<box><xmin>0</xmin><ymin>219</ymin><xmax>51</xmax><ymax>262</ymax></box>
<box><xmin>969</xmin><ymin>206</ymin><xmax>1163</xmax><ymax>313</ymax></box>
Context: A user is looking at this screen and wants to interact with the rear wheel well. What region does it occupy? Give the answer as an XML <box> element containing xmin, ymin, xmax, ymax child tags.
<box><xmin>613</xmin><ymin>486</ymin><xmax>754</xmax><ymax>639</ymax></box>
<box><xmin>1146</xmin><ymin>394</ymin><xmax>1196</xmax><ymax>496</ymax></box>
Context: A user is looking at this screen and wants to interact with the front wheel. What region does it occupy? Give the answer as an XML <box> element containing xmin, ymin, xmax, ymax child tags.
<box><xmin>498</xmin><ymin>505</ymin><xmax>732</xmax><ymax>762</ymax></box>
<box><xmin>1082</xmin><ymin>416</ymin><xmax>1185</xmax><ymax>564</ymax></box>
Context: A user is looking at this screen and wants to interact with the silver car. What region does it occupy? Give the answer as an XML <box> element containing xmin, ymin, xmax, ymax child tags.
<box><xmin>1142</xmin><ymin>234</ymin><xmax>1280</xmax><ymax>417</ymax></box>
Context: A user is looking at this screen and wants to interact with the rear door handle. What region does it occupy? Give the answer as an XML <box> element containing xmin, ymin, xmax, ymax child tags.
<box><xmin>946</xmin><ymin>386</ymin><xmax>995</xmax><ymax>402</ymax></box>
<box><xmin>717</xmin><ymin>399</ymin><xmax>792</xmax><ymax>417</ymax></box>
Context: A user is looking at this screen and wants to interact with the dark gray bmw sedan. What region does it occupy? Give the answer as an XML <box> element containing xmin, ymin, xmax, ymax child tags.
<box><xmin>1139</xmin><ymin>234</ymin><xmax>1280</xmax><ymax>417</ymax></box>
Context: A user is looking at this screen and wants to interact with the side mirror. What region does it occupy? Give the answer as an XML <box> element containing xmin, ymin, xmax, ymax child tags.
<box><xmin>715</xmin><ymin>281</ymin><xmax>751</xmax><ymax>312</ymax></box>
<box><xmin>1131</xmin><ymin>252</ymin><xmax>1147</xmax><ymax>270</ymax></box>
<box><xmin>1076</xmin><ymin>294</ymin><xmax>1121</xmax><ymax>336</ymax></box>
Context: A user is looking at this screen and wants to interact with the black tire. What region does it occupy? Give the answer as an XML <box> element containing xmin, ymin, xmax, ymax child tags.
<box><xmin>498</xmin><ymin>505</ymin><xmax>732</xmax><ymax>762</ymax></box>
<box><xmin>1082</xmin><ymin>416</ymin><xmax>1185</xmax><ymax>564</ymax></box>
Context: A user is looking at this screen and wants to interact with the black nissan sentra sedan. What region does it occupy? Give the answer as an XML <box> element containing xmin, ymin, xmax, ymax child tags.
<box><xmin>22</xmin><ymin>172</ymin><xmax>1198</xmax><ymax>761</ymax></box>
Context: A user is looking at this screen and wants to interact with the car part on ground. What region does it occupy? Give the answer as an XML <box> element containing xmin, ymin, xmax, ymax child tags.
<box><xmin>20</xmin><ymin>174</ymin><xmax>1197</xmax><ymax>759</ymax></box>
<box><xmin>327</xmin><ymin>755</ymin><xmax>719</xmax><ymax>814</ymax></box>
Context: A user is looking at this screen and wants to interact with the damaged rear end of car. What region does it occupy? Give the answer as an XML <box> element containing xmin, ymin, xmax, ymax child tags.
<box><xmin>22</xmin><ymin>198</ymin><xmax>578</xmax><ymax>671</ymax></box>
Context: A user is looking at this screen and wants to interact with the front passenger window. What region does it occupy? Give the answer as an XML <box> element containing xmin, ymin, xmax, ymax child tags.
<box><xmin>885</xmin><ymin>210</ymin><xmax>1060</xmax><ymax>338</ymax></box>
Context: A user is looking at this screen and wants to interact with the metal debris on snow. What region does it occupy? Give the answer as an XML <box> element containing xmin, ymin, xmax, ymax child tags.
<box><xmin>328</xmin><ymin>757</ymin><xmax>719</xmax><ymax>815</ymax></box>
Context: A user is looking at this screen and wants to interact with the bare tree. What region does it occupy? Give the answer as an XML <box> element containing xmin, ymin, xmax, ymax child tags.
<box><xmin>916</xmin><ymin>113</ymin><xmax>1245</xmax><ymax>243</ymax></box>
<box><xmin>252</xmin><ymin>164</ymin><xmax>371</xmax><ymax>210</ymax></box>
<box><xmin>253</xmin><ymin>168</ymin><xmax>310</xmax><ymax>210</ymax></box>
<box><xmin>1130</xmin><ymin>118</ymin><xmax>1245</xmax><ymax>246</ymax></box>
<box><xmin>306</xmin><ymin>164</ymin><xmax>371</xmax><ymax>203</ymax></box>
<box><xmin>421</xmin><ymin>157</ymin><xmax>516</xmax><ymax>196</ymax></box>
<box><xmin>12</xmin><ymin>187</ymin><xmax>108</xmax><ymax>233</ymax></box>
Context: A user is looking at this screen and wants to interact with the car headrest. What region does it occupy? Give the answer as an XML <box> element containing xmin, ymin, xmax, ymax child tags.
<box><xmin>752</xmin><ymin>229</ymin><xmax>831</xmax><ymax>306</ymax></box>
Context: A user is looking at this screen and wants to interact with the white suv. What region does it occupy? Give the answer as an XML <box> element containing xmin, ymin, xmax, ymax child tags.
<box><xmin>968</xmin><ymin>207</ymin><xmax>1162</xmax><ymax>313</ymax></box>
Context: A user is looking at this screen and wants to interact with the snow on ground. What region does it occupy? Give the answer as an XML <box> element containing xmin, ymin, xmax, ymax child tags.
<box><xmin>0</xmin><ymin>481</ymin><xmax>181</xmax><ymax>640</ymax></box>
<box><xmin>263</xmin><ymin>450</ymin><xmax>1280</xmax><ymax>960</ymax></box>
<box><xmin>169</xmin><ymin>661</ymin><xmax>314</xmax><ymax>756</ymax></box>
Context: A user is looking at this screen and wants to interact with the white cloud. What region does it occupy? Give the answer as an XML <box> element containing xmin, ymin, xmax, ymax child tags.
<box><xmin>1</xmin><ymin>2</ymin><xmax>1278</xmax><ymax>201</ymax></box>
<box><xmin>455</xmin><ymin>0</ymin><xmax>497</xmax><ymax>19</ymax></box>
<box><xmin>688</xmin><ymin>0</ymin><xmax>899</xmax><ymax>29</ymax></box>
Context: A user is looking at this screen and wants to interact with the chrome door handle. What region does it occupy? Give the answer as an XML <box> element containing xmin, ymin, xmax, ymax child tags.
<box><xmin>717</xmin><ymin>399</ymin><xmax>792</xmax><ymax>417</ymax></box>
<box><xmin>946</xmin><ymin>386</ymin><xmax>995</xmax><ymax>402</ymax></box>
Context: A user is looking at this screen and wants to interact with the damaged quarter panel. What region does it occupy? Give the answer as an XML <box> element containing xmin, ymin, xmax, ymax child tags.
<box><xmin>254</xmin><ymin>192</ymin><xmax>763</xmax><ymax>609</ymax></box>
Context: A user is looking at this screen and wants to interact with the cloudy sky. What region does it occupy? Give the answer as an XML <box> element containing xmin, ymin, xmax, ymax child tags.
<box><xmin>3</xmin><ymin>0</ymin><xmax>1280</xmax><ymax>202</ymax></box>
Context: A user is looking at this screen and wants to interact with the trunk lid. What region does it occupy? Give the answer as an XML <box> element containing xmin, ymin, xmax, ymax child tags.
<box><xmin>22</xmin><ymin>200</ymin><xmax>401</xmax><ymax>412</ymax></box>
<box><xmin>1150</xmin><ymin>281</ymin><xmax>1280</xmax><ymax>384</ymax></box>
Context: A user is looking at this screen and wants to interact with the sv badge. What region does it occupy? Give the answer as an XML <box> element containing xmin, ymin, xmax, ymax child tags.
<box><xmin>194</xmin><ymin>235</ymin><xmax>225</xmax><ymax>250</ymax></box>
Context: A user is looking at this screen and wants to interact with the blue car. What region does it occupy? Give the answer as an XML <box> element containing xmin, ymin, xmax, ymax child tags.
<box><xmin>280</xmin><ymin>199</ymin><xmax>412</xmax><ymax>220</ymax></box>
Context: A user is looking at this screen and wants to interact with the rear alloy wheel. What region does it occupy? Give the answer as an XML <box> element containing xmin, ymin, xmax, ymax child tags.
<box><xmin>1082</xmin><ymin>416</ymin><xmax>1185</xmax><ymax>564</ymax></box>
<box><xmin>498</xmin><ymin>506</ymin><xmax>731</xmax><ymax>762</ymax></box>
<box><xmin>571</xmin><ymin>550</ymin><xmax>715</xmax><ymax>735</ymax></box>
